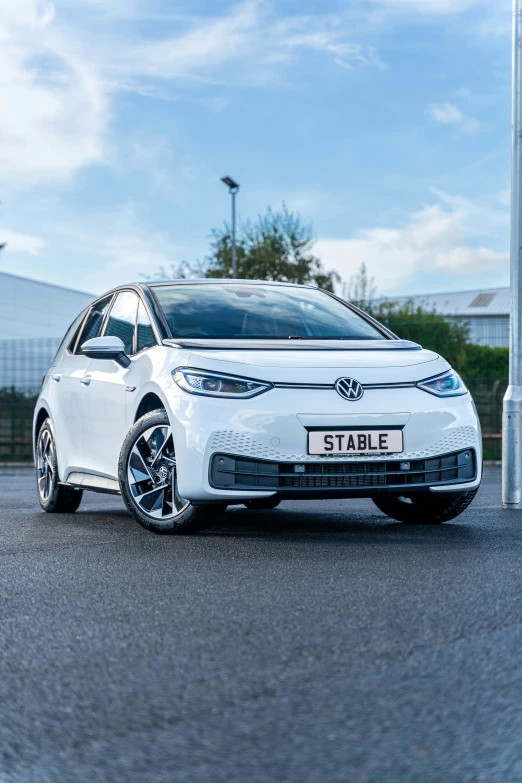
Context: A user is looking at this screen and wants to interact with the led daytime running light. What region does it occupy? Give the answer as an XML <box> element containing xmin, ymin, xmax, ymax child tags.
<box><xmin>416</xmin><ymin>370</ymin><xmax>467</xmax><ymax>397</ymax></box>
<box><xmin>173</xmin><ymin>367</ymin><xmax>272</xmax><ymax>398</ymax></box>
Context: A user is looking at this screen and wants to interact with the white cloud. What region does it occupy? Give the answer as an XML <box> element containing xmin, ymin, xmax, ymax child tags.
<box><xmin>0</xmin><ymin>0</ymin><xmax>384</xmax><ymax>186</ymax></box>
<box><xmin>0</xmin><ymin>228</ymin><xmax>47</xmax><ymax>255</ymax></box>
<box><xmin>427</xmin><ymin>103</ymin><xmax>464</xmax><ymax>124</ymax></box>
<box><xmin>316</xmin><ymin>192</ymin><xmax>508</xmax><ymax>291</ymax></box>
<box><xmin>0</xmin><ymin>0</ymin><xmax>107</xmax><ymax>184</ymax></box>
<box><xmin>99</xmin><ymin>1</ymin><xmax>384</xmax><ymax>91</ymax></box>
<box><xmin>426</xmin><ymin>102</ymin><xmax>480</xmax><ymax>135</ymax></box>
<box><xmin>433</xmin><ymin>245</ymin><xmax>505</xmax><ymax>273</ymax></box>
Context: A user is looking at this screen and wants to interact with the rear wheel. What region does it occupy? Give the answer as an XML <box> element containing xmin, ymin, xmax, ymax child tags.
<box><xmin>36</xmin><ymin>419</ymin><xmax>83</xmax><ymax>513</ymax></box>
<box><xmin>119</xmin><ymin>410</ymin><xmax>225</xmax><ymax>534</ymax></box>
<box><xmin>372</xmin><ymin>489</ymin><xmax>478</xmax><ymax>525</ymax></box>
<box><xmin>243</xmin><ymin>498</ymin><xmax>281</xmax><ymax>510</ymax></box>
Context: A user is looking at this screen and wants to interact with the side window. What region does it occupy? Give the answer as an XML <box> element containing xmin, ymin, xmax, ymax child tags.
<box><xmin>103</xmin><ymin>291</ymin><xmax>139</xmax><ymax>356</ymax></box>
<box><xmin>69</xmin><ymin>316</ymin><xmax>87</xmax><ymax>354</ymax></box>
<box><xmin>52</xmin><ymin>307</ymin><xmax>88</xmax><ymax>363</ymax></box>
<box><xmin>74</xmin><ymin>296</ymin><xmax>113</xmax><ymax>354</ymax></box>
<box><xmin>136</xmin><ymin>300</ymin><xmax>157</xmax><ymax>353</ymax></box>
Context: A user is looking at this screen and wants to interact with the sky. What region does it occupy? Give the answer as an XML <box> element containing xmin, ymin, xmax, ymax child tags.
<box><xmin>0</xmin><ymin>0</ymin><xmax>513</xmax><ymax>297</ymax></box>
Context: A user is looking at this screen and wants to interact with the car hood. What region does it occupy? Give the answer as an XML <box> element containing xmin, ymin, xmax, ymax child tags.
<box><xmin>164</xmin><ymin>339</ymin><xmax>448</xmax><ymax>385</ymax></box>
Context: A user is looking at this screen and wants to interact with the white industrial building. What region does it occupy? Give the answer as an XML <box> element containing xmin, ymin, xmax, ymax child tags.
<box><xmin>380</xmin><ymin>287</ymin><xmax>510</xmax><ymax>349</ymax></box>
<box><xmin>0</xmin><ymin>271</ymin><xmax>94</xmax><ymax>390</ymax></box>
<box><xmin>0</xmin><ymin>271</ymin><xmax>94</xmax><ymax>339</ymax></box>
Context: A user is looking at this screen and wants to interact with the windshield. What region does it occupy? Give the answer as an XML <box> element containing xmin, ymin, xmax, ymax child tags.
<box><xmin>151</xmin><ymin>284</ymin><xmax>385</xmax><ymax>340</ymax></box>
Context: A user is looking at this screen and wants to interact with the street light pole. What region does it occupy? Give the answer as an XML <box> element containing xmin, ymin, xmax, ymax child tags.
<box><xmin>503</xmin><ymin>0</ymin><xmax>522</xmax><ymax>509</ymax></box>
<box><xmin>231</xmin><ymin>186</ymin><xmax>237</xmax><ymax>278</ymax></box>
<box><xmin>220</xmin><ymin>176</ymin><xmax>240</xmax><ymax>278</ymax></box>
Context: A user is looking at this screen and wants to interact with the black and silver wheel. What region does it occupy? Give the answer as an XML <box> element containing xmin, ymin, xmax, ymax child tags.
<box><xmin>119</xmin><ymin>410</ymin><xmax>225</xmax><ymax>534</ymax></box>
<box><xmin>243</xmin><ymin>497</ymin><xmax>281</xmax><ymax>510</ymax></box>
<box><xmin>372</xmin><ymin>489</ymin><xmax>478</xmax><ymax>525</ymax></box>
<box><xmin>36</xmin><ymin>419</ymin><xmax>83</xmax><ymax>513</ymax></box>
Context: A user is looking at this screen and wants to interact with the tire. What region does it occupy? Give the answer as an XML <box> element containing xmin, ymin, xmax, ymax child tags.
<box><xmin>243</xmin><ymin>498</ymin><xmax>281</xmax><ymax>510</ymax></box>
<box><xmin>36</xmin><ymin>419</ymin><xmax>83</xmax><ymax>513</ymax></box>
<box><xmin>372</xmin><ymin>489</ymin><xmax>478</xmax><ymax>525</ymax></box>
<box><xmin>119</xmin><ymin>409</ymin><xmax>225</xmax><ymax>534</ymax></box>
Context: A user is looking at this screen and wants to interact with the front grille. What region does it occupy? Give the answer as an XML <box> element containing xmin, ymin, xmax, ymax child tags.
<box><xmin>280</xmin><ymin>461</ymin><xmax>393</xmax><ymax>488</ymax></box>
<box><xmin>210</xmin><ymin>449</ymin><xmax>476</xmax><ymax>493</ymax></box>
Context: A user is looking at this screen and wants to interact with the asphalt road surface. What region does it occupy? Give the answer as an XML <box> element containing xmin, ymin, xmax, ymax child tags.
<box><xmin>1</xmin><ymin>465</ymin><xmax>522</xmax><ymax>783</ymax></box>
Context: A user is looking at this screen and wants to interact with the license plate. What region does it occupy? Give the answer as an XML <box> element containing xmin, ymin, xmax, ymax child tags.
<box><xmin>308</xmin><ymin>430</ymin><xmax>403</xmax><ymax>455</ymax></box>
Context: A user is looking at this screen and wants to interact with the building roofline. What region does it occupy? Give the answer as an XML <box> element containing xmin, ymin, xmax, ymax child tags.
<box><xmin>0</xmin><ymin>269</ymin><xmax>95</xmax><ymax>298</ymax></box>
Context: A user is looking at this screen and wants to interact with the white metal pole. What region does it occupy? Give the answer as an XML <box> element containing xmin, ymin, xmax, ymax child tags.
<box><xmin>503</xmin><ymin>0</ymin><xmax>522</xmax><ymax>508</ymax></box>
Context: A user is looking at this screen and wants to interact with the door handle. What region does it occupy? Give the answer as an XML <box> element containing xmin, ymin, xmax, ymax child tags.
<box><xmin>51</xmin><ymin>373</ymin><xmax>61</xmax><ymax>382</ymax></box>
<box><xmin>80</xmin><ymin>374</ymin><xmax>92</xmax><ymax>386</ymax></box>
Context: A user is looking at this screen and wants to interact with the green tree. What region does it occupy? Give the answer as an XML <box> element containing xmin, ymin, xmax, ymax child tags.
<box><xmin>205</xmin><ymin>204</ymin><xmax>339</xmax><ymax>291</ymax></box>
<box><xmin>457</xmin><ymin>343</ymin><xmax>508</xmax><ymax>389</ymax></box>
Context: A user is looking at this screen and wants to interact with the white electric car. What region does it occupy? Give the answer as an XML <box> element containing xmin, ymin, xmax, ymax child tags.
<box><xmin>34</xmin><ymin>280</ymin><xmax>481</xmax><ymax>533</ymax></box>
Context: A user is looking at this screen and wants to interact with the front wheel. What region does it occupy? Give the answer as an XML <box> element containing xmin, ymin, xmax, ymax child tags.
<box><xmin>372</xmin><ymin>489</ymin><xmax>478</xmax><ymax>525</ymax></box>
<box><xmin>36</xmin><ymin>419</ymin><xmax>83</xmax><ymax>513</ymax></box>
<box><xmin>119</xmin><ymin>410</ymin><xmax>225</xmax><ymax>534</ymax></box>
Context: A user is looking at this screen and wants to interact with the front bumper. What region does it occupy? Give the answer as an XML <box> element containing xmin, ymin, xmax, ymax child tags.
<box><xmin>164</xmin><ymin>383</ymin><xmax>483</xmax><ymax>502</ymax></box>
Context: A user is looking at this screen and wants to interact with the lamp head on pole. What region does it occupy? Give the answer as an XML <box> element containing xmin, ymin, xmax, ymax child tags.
<box><xmin>221</xmin><ymin>176</ymin><xmax>240</xmax><ymax>193</ymax></box>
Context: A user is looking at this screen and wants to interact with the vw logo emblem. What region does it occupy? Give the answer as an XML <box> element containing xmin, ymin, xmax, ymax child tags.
<box><xmin>335</xmin><ymin>377</ymin><xmax>364</xmax><ymax>401</ymax></box>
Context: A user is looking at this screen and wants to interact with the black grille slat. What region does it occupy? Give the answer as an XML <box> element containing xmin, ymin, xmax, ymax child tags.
<box><xmin>210</xmin><ymin>449</ymin><xmax>476</xmax><ymax>492</ymax></box>
<box><xmin>218</xmin><ymin>462</ymin><xmax>469</xmax><ymax>481</ymax></box>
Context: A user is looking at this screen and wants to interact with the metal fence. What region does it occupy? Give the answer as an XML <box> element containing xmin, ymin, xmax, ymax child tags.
<box><xmin>0</xmin><ymin>337</ymin><xmax>505</xmax><ymax>462</ymax></box>
<box><xmin>0</xmin><ymin>338</ymin><xmax>61</xmax><ymax>462</ymax></box>
<box><xmin>468</xmin><ymin>381</ymin><xmax>504</xmax><ymax>461</ymax></box>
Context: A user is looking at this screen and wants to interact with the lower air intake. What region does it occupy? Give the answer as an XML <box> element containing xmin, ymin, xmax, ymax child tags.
<box><xmin>210</xmin><ymin>449</ymin><xmax>476</xmax><ymax>493</ymax></box>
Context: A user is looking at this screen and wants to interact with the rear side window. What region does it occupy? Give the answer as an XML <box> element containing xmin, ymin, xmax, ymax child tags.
<box><xmin>103</xmin><ymin>291</ymin><xmax>139</xmax><ymax>356</ymax></box>
<box><xmin>74</xmin><ymin>296</ymin><xmax>113</xmax><ymax>354</ymax></box>
<box><xmin>136</xmin><ymin>300</ymin><xmax>157</xmax><ymax>353</ymax></box>
<box><xmin>54</xmin><ymin>307</ymin><xmax>89</xmax><ymax>363</ymax></box>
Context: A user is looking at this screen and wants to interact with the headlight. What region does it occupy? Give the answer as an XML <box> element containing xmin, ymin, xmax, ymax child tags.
<box><xmin>172</xmin><ymin>367</ymin><xmax>272</xmax><ymax>398</ymax></box>
<box><xmin>416</xmin><ymin>369</ymin><xmax>467</xmax><ymax>397</ymax></box>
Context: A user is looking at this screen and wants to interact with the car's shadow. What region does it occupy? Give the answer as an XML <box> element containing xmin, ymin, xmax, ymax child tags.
<box><xmin>74</xmin><ymin>500</ymin><xmax>482</xmax><ymax>549</ymax></box>
<box><xmin>206</xmin><ymin>504</ymin><xmax>481</xmax><ymax>550</ymax></box>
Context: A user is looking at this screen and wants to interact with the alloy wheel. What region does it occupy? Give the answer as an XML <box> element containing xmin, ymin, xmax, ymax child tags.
<box><xmin>37</xmin><ymin>428</ymin><xmax>55</xmax><ymax>503</ymax></box>
<box><xmin>127</xmin><ymin>425</ymin><xmax>189</xmax><ymax>520</ymax></box>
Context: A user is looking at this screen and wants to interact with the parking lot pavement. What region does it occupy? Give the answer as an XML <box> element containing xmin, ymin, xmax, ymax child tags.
<box><xmin>2</xmin><ymin>465</ymin><xmax>522</xmax><ymax>783</ymax></box>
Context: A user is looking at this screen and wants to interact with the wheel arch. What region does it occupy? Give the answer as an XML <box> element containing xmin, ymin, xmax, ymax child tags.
<box><xmin>134</xmin><ymin>391</ymin><xmax>166</xmax><ymax>422</ymax></box>
<box><xmin>34</xmin><ymin>405</ymin><xmax>52</xmax><ymax>454</ymax></box>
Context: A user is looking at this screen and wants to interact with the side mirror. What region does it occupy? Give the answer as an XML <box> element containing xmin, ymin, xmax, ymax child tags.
<box><xmin>81</xmin><ymin>336</ymin><xmax>131</xmax><ymax>368</ymax></box>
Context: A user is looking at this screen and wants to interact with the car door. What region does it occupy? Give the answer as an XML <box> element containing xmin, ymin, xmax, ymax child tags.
<box><xmin>80</xmin><ymin>290</ymin><xmax>141</xmax><ymax>479</ymax></box>
<box><xmin>47</xmin><ymin>296</ymin><xmax>113</xmax><ymax>479</ymax></box>
<box><xmin>123</xmin><ymin>298</ymin><xmax>161</xmax><ymax>418</ymax></box>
